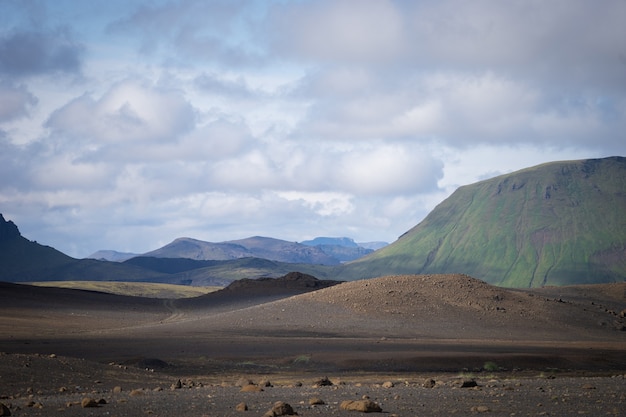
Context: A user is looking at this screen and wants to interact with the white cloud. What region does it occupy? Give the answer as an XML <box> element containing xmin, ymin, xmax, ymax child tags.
<box><xmin>46</xmin><ymin>79</ymin><xmax>195</xmax><ymax>144</ymax></box>
<box><xmin>0</xmin><ymin>0</ymin><xmax>624</xmax><ymax>257</ymax></box>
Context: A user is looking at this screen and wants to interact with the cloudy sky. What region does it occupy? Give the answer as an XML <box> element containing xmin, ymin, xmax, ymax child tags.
<box><xmin>1</xmin><ymin>0</ymin><xmax>624</xmax><ymax>258</ymax></box>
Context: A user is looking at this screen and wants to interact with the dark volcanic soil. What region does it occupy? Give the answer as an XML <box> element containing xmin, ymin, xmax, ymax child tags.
<box><xmin>1</xmin><ymin>274</ymin><xmax>625</xmax><ymax>416</ymax></box>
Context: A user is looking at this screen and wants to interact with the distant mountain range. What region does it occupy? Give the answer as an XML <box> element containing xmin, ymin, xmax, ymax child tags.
<box><xmin>339</xmin><ymin>156</ymin><xmax>626</xmax><ymax>287</ymax></box>
<box><xmin>88</xmin><ymin>236</ymin><xmax>386</xmax><ymax>265</ymax></box>
<box><xmin>2</xmin><ymin>157</ymin><xmax>624</xmax><ymax>288</ymax></box>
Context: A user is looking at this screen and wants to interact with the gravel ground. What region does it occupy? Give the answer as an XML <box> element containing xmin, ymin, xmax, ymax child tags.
<box><xmin>2</xmin><ymin>373</ymin><xmax>625</xmax><ymax>416</ymax></box>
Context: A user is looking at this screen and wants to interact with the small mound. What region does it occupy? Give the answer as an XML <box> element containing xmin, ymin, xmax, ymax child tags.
<box><xmin>223</xmin><ymin>271</ymin><xmax>342</xmax><ymax>294</ymax></box>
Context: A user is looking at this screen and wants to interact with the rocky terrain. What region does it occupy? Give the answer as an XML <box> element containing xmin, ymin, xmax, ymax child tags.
<box><xmin>1</xmin><ymin>273</ymin><xmax>625</xmax><ymax>416</ymax></box>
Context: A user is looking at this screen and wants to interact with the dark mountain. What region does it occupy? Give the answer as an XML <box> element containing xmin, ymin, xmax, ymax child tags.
<box><xmin>338</xmin><ymin>157</ymin><xmax>626</xmax><ymax>287</ymax></box>
<box><xmin>0</xmin><ymin>214</ymin><xmax>168</xmax><ymax>283</ymax></box>
<box><xmin>142</xmin><ymin>236</ymin><xmax>341</xmax><ymax>265</ymax></box>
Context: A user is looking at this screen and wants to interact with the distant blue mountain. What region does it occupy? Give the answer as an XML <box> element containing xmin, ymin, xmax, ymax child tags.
<box><xmin>300</xmin><ymin>237</ymin><xmax>359</xmax><ymax>247</ymax></box>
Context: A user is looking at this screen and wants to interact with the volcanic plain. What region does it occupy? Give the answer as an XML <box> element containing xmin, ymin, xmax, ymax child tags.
<box><xmin>1</xmin><ymin>273</ymin><xmax>625</xmax><ymax>416</ymax></box>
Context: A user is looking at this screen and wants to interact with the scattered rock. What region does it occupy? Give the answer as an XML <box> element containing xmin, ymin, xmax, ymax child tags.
<box><xmin>423</xmin><ymin>378</ymin><xmax>436</xmax><ymax>388</ymax></box>
<box><xmin>81</xmin><ymin>398</ymin><xmax>98</xmax><ymax>408</ymax></box>
<box><xmin>313</xmin><ymin>376</ymin><xmax>333</xmax><ymax>387</ymax></box>
<box><xmin>471</xmin><ymin>405</ymin><xmax>490</xmax><ymax>412</ymax></box>
<box><xmin>382</xmin><ymin>381</ymin><xmax>394</xmax><ymax>388</ymax></box>
<box><xmin>240</xmin><ymin>384</ymin><xmax>263</xmax><ymax>392</ymax></box>
<box><xmin>259</xmin><ymin>378</ymin><xmax>273</xmax><ymax>387</ymax></box>
<box><xmin>309</xmin><ymin>397</ymin><xmax>325</xmax><ymax>405</ymax></box>
<box><xmin>235</xmin><ymin>402</ymin><xmax>248</xmax><ymax>411</ymax></box>
<box><xmin>263</xmin><ymin>401</ymin><xmax>297</xmax><ymax>416</ymax></box>
<box><xmin>235</xmin><ymin>378</ymin><xmax>255</xmax><ymax>387</ymax></box>
<box><xmin>340</xmin><ymin>400</ymin><xmax>382</xmax><ymax>412</ymax></box>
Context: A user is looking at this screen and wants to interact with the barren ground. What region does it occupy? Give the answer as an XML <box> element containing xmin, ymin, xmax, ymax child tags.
<box><xmin>1</xmin><ymin>274</ymin><xmax>625</xmax><ymax>416</ymax></box>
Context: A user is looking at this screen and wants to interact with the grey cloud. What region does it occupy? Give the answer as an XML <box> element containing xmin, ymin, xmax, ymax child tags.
<box><xmin>0</xmin><ymin>29</ymin><xmax>84</xmax><ymax>76</ymax></box>
<box><xmin>0</xmin><ymin>81</ymin><xmax>38</xmax><ymax>122</ymax></box>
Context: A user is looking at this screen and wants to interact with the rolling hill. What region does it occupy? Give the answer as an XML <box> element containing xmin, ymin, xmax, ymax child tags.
<box><xmin>338</xmin><ymin>157</ymin><xmax>626</xmax><ymax>287</ymax></box>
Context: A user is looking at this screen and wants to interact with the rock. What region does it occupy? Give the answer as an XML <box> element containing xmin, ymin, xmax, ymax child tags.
<box><xmin>340</xmin><ymin>400</ymin><xmax>382</xmax><ymax>412</ymax></box>
<box><xmin>0</xmin><ymin>403</ymin><xmax>10</xmax><ymax>416</ymax></box>
<box><xmin>235</xmin><ymin>402</ymin><xmax>248</xmax><ymax>411</ymax></box>
<box><xmin>263</xmin><ymin>401</ymin><xmax>297</xmax><ymax>416</ymax></box>
<box><xmin>382</xmin><ymin>381</ymin><xmax>394</xmax><ymax>388</ymax></box>
<box><xmin>112</xmin><ymin>386</ymin><xmax>122</xmax><ymax>393</ymax></box>
<box><xmin>313</xmin><ymin>376</ymin><xmax>333</xmax><ymax>387</ymax></box>
<box><xmin>81</xmin><ymin>398</ymin><xmax>98</xmax><ymax>408</ymax></box>
<box><xmin>130</xmin><ymin>389</ymin><xmax>144</xmax><ymax>396</ymax></box>
<box><xmin>235</xmin><ymin>377</ymin><xmax>255</xmax><ymax>387</ymax></box>
<box><xmin>97</xmin><ymin>399</ymin><xmax>107</xmax><ymax>405</ymax></box>
<box><xmin>309</xmin><ymin>397</ymin><xmax>325</xmax><ymax>405</ymax></box>
<box><xmin>259</xmin><ymin>378</ymin><xmax>273</xmax><ymax>387</ymax></box>
<box><xmin>471</xmin><ymin>405</ymin><xmax>490</xmax><ymax>412</ymax></box>
<box><xmin>171</xmin><ymin>379</ymin><xmax>182</xmax><ymax>390</ymax></box>
<box><xmin>423</xmin><ymin>378</ymin><xmax>436</xmax><ymax>388</ymax></box>
<box><xmin>240</xmin><ymin>384</ymin><xmax>263</xmax><ymax>392</ymax></box>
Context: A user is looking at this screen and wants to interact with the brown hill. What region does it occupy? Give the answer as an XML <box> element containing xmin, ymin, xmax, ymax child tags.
<box><xmin>187</xmin><ymin>274</ymin><xmax>626</xmax><ymax>342</ymax></box>
<box><xmin>1</xmin><ymin>274</ymin><xmax>624</xmax><ymax>377</ymax></box>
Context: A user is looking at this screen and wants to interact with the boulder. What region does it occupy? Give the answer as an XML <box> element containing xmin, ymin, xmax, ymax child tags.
<box><xmin>81</xmin><ymin>398</ymin><xmax>98</xmax><ymax>408</ymax></box>
<box><xmin>309</xmin><ymin>397</ymin><xmax>325</xmax><ymax>405</ymax></box>
<box><xmin>422</xmin><ymin>378</ymin><xmax>436</xmax><ymax>388</ymax></box>
<box><xmin>263</xmin><ymin>401</ymin><xmax>297</xmax><ymax>416</ymax></box>
<box><xmin>313</xmin><ymin>376</ymin><xmax>333</xmax><ymax>387</ymax></box>
<box><xmin>340</xmin><ymin>400</ymin><xmax>382</xmax><ymax>412</ymax></box>
<box><xmin>240</xmin><ymin>384</ymin><xmax>263</xmax><ymax>392</ymax></box>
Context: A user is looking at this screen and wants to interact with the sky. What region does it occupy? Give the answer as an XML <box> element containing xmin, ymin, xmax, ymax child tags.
<box><xmin>1</xmin><ymin>0</ymin><xmax>625</xmax><ymax>258</ymax></box>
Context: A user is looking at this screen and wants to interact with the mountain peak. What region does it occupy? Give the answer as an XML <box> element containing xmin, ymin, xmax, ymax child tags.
<box><xmin>0</xmin><ymin>214</ymin><xmax>21</xmax><ymax>242</ymax></box>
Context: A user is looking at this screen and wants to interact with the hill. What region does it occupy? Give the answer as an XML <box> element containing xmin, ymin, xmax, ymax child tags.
<box><xmin>142</xmin><ymin>236</ymin><xmax>341</xmax><ymax>265</ymax></box>
<box><xmin>338</xmin><ymin>157</ymin><xmax>626</xmax><ymax>287</ymax></box>
<box><xmin>86</xmin><ymin>250</ymin><xmax>139</xmax><ymax>262</ymax></box>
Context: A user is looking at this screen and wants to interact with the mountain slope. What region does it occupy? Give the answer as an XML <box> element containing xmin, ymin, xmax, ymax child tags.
<box><xmin>339</xmin><ymin>157</ymin><xmax>626</xmax><ymax>287</ymax></box>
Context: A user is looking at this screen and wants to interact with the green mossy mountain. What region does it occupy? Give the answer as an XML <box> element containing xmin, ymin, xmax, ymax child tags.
<box><xmin>339</xmin><ymin>157</ymin><xmax>626</xmax><ymax>287</ymax></box>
